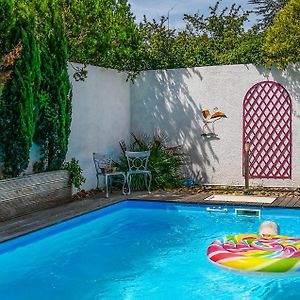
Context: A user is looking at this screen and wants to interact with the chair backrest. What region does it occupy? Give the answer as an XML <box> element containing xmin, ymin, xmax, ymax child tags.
<box><xmin>92</xmin><ymin>153</ymin><xmax>112</xmax><ymax>174</ymax></box>
<box><xmin>125</xmin><ymin>151</ymin><xmax>150</xmax><ymax>171</ymax></box>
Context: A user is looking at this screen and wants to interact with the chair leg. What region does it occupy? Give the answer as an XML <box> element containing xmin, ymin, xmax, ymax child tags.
<box><xmin>109</xmin><ymin>176</ymin><xmax>113</xmax><ymax>193</ymax></box>
<box><xmin>105</xmin><ymin>175</ymin><xmax>109</xmax><ymax>198</ymax></box>
<box><xmin>144</xmin><ymin>174</ymin><xmax>146</xmax><ymax>189</ymax></box>
<box><xmin>122</xmin><ymin>173</ymin><xmax>126</xmax><ymax>195</ymax></box>
<box><xmin>144</xmin><ymin>174</ymin><xmax>149</xmax><ymax>193</ymax></box>
<box><xmin>147</xmin><ymin>173</ymin><xmax>152</xmax><ymax>194</ymax></box>
<box><xmin>96</xmin><ymin>174</ymin><xmax>99</xmax><ymax>189</ymax></box>
<box><xmin>127</xmin><ymin>174</ymin><xmax>131</xmax><ymax>195</ymax></box>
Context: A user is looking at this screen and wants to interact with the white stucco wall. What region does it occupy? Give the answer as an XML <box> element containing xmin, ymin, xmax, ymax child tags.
<box><xmin>6</xmin><ymin>63</ymin><xmax>300</xmax><ymax>189</ymax></box>
<box><xmin>130</xmin><ymin>64</ymin><xmax>300</xmax><ymax>187</ymax></box>
<box><xmin>66</xmin><ymin>64</ymin><xmax>130</xmax><ymax>190</ymax></box>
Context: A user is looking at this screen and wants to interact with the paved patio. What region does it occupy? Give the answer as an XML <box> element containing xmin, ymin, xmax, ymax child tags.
<box><xmin>0</xmin><ymin>191</ymin><xmax>299</xmax><ymax>243</ymax></box>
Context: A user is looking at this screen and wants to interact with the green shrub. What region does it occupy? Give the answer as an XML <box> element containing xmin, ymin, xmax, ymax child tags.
<box><xmin>32</xmin><ymin>160</ymin><xmax>45</xmax><ymax>174</ymax></box>
<box><xmin>63</xmin><ymin>158</ymin><xmax>86</xmax><ymax>190</ymax></box>
<box><xmin>116</xmin><ymin>132</ymin><xmax>186</xmax><ymax>191</ymax></box>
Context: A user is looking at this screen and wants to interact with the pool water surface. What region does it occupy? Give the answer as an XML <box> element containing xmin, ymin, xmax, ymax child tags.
<box><xmin>1</xmin><ymin>200</ymin><xmax>300</xmax><ymax>300</ymax></box>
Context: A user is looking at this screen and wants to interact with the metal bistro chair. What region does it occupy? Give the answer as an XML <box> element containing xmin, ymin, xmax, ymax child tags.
<box><xmin>92</xmin><ymin>153</ymin><xmax>126</xmax><ymax>198</ymax></box>
<box><xmin>125</xmin><ymin>151</ymin><xmax>152</xmax><ymax>195</ymax></box>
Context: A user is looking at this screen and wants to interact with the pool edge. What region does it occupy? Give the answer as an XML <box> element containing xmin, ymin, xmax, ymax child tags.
<box><xmin>0</xmin><ymin>191</ymin><xmax>297</xmax><ymax>244</ymax></box>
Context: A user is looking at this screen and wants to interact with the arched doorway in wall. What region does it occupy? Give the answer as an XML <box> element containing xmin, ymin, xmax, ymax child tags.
<box><xmin>242</xmin><ymin>81</ymin><xmax>292</xmax><ymax>179</ymax></box>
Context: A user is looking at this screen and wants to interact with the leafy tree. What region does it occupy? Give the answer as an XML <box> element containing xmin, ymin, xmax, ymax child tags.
<box><xmin>182</xmin><ymin>2</ymin><xmax>265</xmax><ymax>66</ymax></box>
<box><xmin>249</xmin><ymin>0</ymin><xmax>288</xmax><ymax>28</ymax></box>
<box><xmin>264</xmin><ymin>0</ymin><xmax>300</xmax><ymax>68</ymax></box>
<box><xmin>58</xmin><ymin>0</ymin><xmax>140</xmax><ymax>79</ymax></box>
<box><xmin>45</xmin><ymin>0</ymin><xmax>267</xmax><ymax>76</ymax></box>
<box><xmin>138</xmin><ymin>16</ymin><xmax>182</xmax><ymax>70</ymax></box>
<box><xmin>136</xmin><ymin>1</ymin><xmax>265</xmax><ymax>71</ymax></box>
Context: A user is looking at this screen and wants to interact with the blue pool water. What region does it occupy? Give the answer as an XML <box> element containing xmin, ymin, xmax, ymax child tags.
<box><xmin>1</xmin><ymin>201</ymin><xmax>300</xmax><ymax>300</ymax></box>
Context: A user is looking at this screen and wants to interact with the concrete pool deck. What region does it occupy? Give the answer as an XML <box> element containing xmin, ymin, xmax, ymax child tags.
<box><xmin>0</xmin><ymin>191</ymin><xmax>299</xmax><ymax>243</ymax></box>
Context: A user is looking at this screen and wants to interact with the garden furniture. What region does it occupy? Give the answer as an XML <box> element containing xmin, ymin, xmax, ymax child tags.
<box><xmin>92</xmin><ymin>153</ymin><xmax>126</xmax><ymax>198</ymax></box>
<box><xmin>125</xmin><ymin>151</ymin><xmax>152</xmax><ymax>195</ymax></box>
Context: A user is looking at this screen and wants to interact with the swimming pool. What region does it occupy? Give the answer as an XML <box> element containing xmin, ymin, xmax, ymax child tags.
<box><xmin>1</xmin><ymin>200</ymin><xmax>300</xmax><ymax>300</ymax></box>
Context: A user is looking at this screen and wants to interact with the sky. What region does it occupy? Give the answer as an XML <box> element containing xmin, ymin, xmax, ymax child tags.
<box><xmin>129</xmin><ymin>0</ymin><xmax>256</xmax><ymax>28</ymax></box>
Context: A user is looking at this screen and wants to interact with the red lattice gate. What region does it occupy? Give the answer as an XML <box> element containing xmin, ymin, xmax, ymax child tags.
<box><xmin>242</xmin><ymin>81</ymin><xmax>292</xmax><ymax>179</ymax></box>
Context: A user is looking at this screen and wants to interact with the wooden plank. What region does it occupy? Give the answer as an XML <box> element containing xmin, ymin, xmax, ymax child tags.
<box><xmin>0</xmin><ymin>196</ymin><xmax>122</xmax><ymax>242</ymax></box>
<box><xmin>270</xmin><ymin>197</ymin><xmax>285</xmax><ymax>207</ymax></box>
<box><xmin>290</xmin><ymin>197</ymin><xmax>300</xmax><ymax>207</ymax></box>
<box><xmin>274</xmin><ymin>197</ymin><xmax>293</xmax><ymax>207</ymax></box>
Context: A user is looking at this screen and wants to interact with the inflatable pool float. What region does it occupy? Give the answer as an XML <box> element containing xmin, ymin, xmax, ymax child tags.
<box><xmin>207</xmin><ymin>234</ymin><xmax>300</xmax><ymax>273</ymax></box>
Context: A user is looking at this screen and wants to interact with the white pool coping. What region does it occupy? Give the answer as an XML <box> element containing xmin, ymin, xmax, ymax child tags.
<box><xmin>205</xmin><ymin>194</ymin><xmax>276</xmax><ymax>204</ymax></box>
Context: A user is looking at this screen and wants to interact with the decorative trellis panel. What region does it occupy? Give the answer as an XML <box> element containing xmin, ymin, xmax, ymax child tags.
<box><xmin>242</xmin><ymin>81</ymin><xmax>292</xmax><ymax>179</ymax></box>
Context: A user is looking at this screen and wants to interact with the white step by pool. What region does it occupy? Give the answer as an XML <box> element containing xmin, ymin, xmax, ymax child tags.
<box><xmin>205</xmin><ymin>194</ymin><xmax>276</xmax><ymax>204</ymax></box>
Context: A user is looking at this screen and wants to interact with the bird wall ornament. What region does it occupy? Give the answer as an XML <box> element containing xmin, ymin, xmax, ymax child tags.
<box><xmin>201</xmin><ymin>107</ymin><xmax>227</xmax><ymax>136</ymax></box>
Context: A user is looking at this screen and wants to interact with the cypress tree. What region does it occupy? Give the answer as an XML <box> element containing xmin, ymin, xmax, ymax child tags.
<box><xmin>34</xmin><ymin>0</ymin><xmax>72</xmax><ymax>171</ymax></box>
<box><xmin>0</xmin><ymin>1</ymin><xmax>41</xmax><ymax>177</ymax></box>
<box><xmin>0</xmin><ymin>0</ymin><xmax>14</xmax><ymax>58</ymax></box>
<box><xmin>0</xmin><ymin>0</ymin><xmax>14</xmax><ymax>91</ymax></box>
